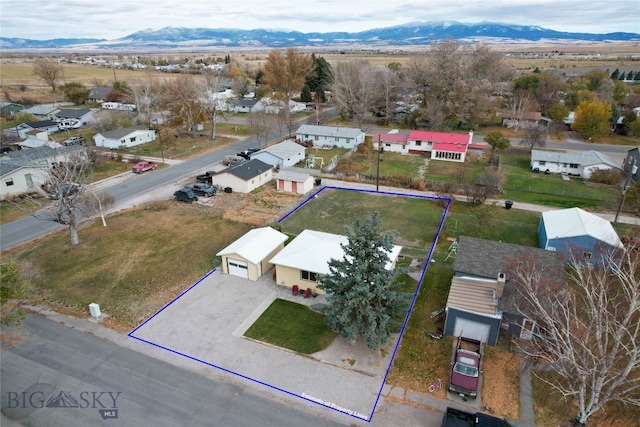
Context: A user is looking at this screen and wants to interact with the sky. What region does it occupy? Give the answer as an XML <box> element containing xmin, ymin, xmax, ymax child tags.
<box><xmin>1</xmin><ymin>0</ymin><xmax>638</xmax><ymax>40</ymax></box>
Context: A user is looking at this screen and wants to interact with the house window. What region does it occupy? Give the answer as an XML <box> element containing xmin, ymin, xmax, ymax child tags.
<box><xmin>5</xmin><ymin>178</ymin><xmax>14</xmax><ymax>186</ymax></box>
<box><xmin>301</xmin><ymin>270</ymin><xmax>317</xmax><ymax>282</ymax></box>
<box><xmin>538</xmin><ymin>161</ymin><xmax>546</xmax><ymax>166</ymax></box>
<box><xmin>569</xmin><ymin>163</ymin><xmax>579</xmax><ymax>168</ymax></box>
<box><xmin>25</xmin><ymin>174</ymin><xmax>33</xmax><ymax>187</ymax></box>
<box><xmin>314</xmin><ymin>135</ymin><xmax>319</xmax><ymax>141</ymax></box>
<box><xmin>385</xmin><ymin>143</ymin><xmax>391</xmax><ymax>147</ymax></box>
<box><xmin>131</xmin><ymin>136</ymin><xmax>137</xmax><ymax>142</ymax></box>
<box><xmin>415</xmin><ymin>141</ymin><xmax>422</xmax><ymax>146</ymax></box>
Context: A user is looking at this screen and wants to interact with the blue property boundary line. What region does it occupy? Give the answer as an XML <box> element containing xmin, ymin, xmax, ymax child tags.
<box><xmin>129</xmin><ymin>186</ymin><xmax>450</xmax><ymax>423</ymax></box>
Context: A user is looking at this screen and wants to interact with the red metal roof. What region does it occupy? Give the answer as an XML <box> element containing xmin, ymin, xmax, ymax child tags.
<box><xmin>408</xmin><ymin>130</ymin><xmax>470</xmax><ymax>144</ymax></box>
<box><xmin>433</xmin><ymin>141</ymin><xmax>468</xmax><ymax>153</ymax></box>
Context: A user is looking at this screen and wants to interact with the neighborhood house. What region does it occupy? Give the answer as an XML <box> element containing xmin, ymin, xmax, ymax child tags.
<box><xmin>373</xmin><ymin>130</ymin><xmax>476</xmax><ymax>163</ymax></box>
<box><xmin>208</xmin><ymin>159</ymin><xmax>273</xmax><ymax>194</ymax></box>
<box><xmin>251</xmin><ymin>140</ymin><xmax>306</xmax><ymax>169</ymax></box>
<box><xmin>445</xmin><ymin>236</ymin><xmax>565</xmax><ymax>346</ymax></box>
<box><xmin>269</xmin><ymin>229</ymin><xmax>402</xmax><ymax>295</ymax></box>
<box><xmin>295</xmin><ymin>125</ymin><xmax>365</xmax><ymax>149</ymax></box>
<box><xmin>538</xmin><ymin>207</ymin><xmax>624</xmax><ymax>268</ymax></box>
<box><xmin>530</xmin><ymin>149</ymin><xmax>622</xmax><ymax>179</ymax></box>
<box><xmin>93</xmin><ymin>126</ymin><xmax>156</xmax><ymax>149</ymax></box>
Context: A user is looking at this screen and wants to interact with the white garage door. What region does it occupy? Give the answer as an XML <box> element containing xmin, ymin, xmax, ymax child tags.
<box><xmin>227</xmin><ymin>259</ymin><xmax>249</xmax><ymax>278</ymax></box>
<box><xmin>453</xmin><ymin>318</ymin><xmax>491</xmax><ymax>343</ymax></box>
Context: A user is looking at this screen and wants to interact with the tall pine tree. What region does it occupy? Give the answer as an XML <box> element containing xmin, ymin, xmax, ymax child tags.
<box><xmin>319</xmin><ymin>212</ymin><xmax>410</xmax><ymax>350</ymax></box>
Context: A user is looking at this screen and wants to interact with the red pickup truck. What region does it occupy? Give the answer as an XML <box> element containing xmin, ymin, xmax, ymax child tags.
<box><xmin>132</xmin><ymin>161</ymin><xmax>157</xmax><ymax>174</ymax></box>
<box><xmin>448</xmin><ymin>336</ymin><xmax>482</xmax><ymax>399</ymax></box>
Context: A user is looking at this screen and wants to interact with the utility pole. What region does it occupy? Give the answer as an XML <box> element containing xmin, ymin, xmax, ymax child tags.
<box><xmin>615</xmin><ymin>158</ymin><xmax>638</xmax><ymax>223</ymax></box>
<box><xmin>375</xmin><ymin>134</ymin><xmax>382</xmax><ymax>192</ymax></box>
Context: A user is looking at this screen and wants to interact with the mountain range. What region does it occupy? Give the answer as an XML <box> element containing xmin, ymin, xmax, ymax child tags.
<box><xmin>1</xmin><ymin>21</ymin><xmax>638</xmax><ymax>51</ymax></box>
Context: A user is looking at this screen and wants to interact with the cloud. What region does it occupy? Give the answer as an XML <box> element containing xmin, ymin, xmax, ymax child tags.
<box><xmin>1</xmin><ymin>0</ymin><xmax>638</xmax><ymax>40</ymax></box>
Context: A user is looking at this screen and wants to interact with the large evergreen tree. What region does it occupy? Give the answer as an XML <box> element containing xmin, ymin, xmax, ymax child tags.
<box><xmin>319</xmin><ymin>212</ymin><xmax>411</xmax><ymax>350</ymax></box>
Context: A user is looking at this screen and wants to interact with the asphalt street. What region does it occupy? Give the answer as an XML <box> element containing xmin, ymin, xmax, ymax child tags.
<box><xmin>1</xmin><ymin>314</ymin><xmax>345</xmax><ymax>427</ymax></box>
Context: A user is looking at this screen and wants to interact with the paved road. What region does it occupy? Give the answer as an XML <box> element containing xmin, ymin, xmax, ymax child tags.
<box><xmin>1</xmin><ymin>314</ymin><xmax>345</xmax><ymax>427</ymax></box>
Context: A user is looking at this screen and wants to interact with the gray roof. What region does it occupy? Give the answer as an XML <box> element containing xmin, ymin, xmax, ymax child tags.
<box><xmin>97</xmin><ymin>126</ymin><xmax>151</xmax><ymax>139</ymax></box>
<box><xmin>275</xmin><ymin>170</ymin><xmax>311</xmax><ymax>182</ymax></box>
<box><xmin>55</xmin><ymin>108</ymin><xmax>92</xmax><ymax>119</ymax></box>
<box><xmin>531</xmin><ymin>149</ymin><xmax>621</xmax><ymax>169</ymax></box>
<box><xmin>231</xmin><ymin>99</ymin><xmax>258</xmax><ymax>107</ymax></box>
<box><xmin>223</xmin><ymin>159</ymin><xmax>273</xmax><ymax>180</ymax></box>
<box><xmin>0</xmin><ymin>146</ymin><xmax>84</xmax><ymax>176</ymax></box>
<box><xmin>295</xmin><ymin>124</ymin><xmax>364</xmax><ymax>139</ymax></box>
<box><xmin>24</xmin><ymin>105</ymin><xmax>59</xmax><ymax>116</ymax></box>
<box><xmin>25</xmin><ymin>120</ymin><xmax>59</xmax><ymax>128</ymax></box>
<box><xmin>453</xmin><ymin>236</ymin><xmax>565</xmax><ymax>287</ymax></box>
<box><xmin>89</xmin><ymin>87</ymin><xmax>112</xmax><ymax>99</ymax></box>
<box><xmin>260</xmin><ymin>140</ymin><xmax>305</xmax><ymax>159</ymax></box>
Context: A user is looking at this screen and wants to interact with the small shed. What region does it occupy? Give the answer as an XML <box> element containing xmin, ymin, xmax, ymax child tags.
<box><xmin>216</xmin><ymin>227</ymin><xmax>288</xmax><ymax>281</ymax></box>
<box><xmin>539</xmin><ymin>208</ymin><xmax>624</xmax><ymax>267</ymax></box>
<box><xmin>275</xmin><ymin>170</ymin><xmax>314</xmax><ymax>194</ymax></box>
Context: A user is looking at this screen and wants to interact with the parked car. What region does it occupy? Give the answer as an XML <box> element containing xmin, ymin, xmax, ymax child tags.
<box><xmin>223</xmin><ymin>155</ymin><xmax>245</xmax><ymax>166</ymax></box>
<box><xmin>189</xmin><ymin>183</ymin><xmax>216</xmax><ymax>197</ymax></box>
<box><xmin>47</xmin><ymin>183</ymin><xmax>80</xmax><ymax>200</ymax></box>
<box><xmin>63</xmin><ymin>136</ymin><xmax>85</xmax><ymax>146</ymax></box>
<box><xmin>173</xmin><ymin>187</ymin><xmax>198</xmax><ymax>203</ymax></box>
<box><xmin>132</xmin><ymin>161</ymin><xmax>157</xmax><ymax>174</ymax></box>
<box><xmin>448</xmin><ymin>336</ymin><xmax>482</xmax><ymax>399</ymax></box>
<box><xmin>246</xmin><ymin>147</ymin><xmax>260</xmax><ymax>154</ymax></box>
<box><xmin>236</xmin><ymin>152</ymin><xmax>251</xmax><ymax>160</ymax></box>
<box><xmin>195</xmin><ymin>171</ymin><xmax>216</xmax><ymax>183</ymax></box>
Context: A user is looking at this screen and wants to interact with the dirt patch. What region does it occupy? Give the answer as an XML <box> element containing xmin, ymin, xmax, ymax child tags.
<box><xmin>481</xmin><ymin>346</ymin><xmax>521</xmax><ymax>420</ymax></box>
<box><xmin>221</xmin><ymin>187</ymin><xmax>305</xmax><ymax>226</ymax></box>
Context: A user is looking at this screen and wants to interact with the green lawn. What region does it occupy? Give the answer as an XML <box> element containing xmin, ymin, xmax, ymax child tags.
<box><xmin>244</xmin><ymin>299</ymin><xmax>337</xmax><ymax>354</ymax></box>
<box><xmin>280</xmin><ymin>188</ymin><xmax>446</xmax><ymax>255</ymax></box>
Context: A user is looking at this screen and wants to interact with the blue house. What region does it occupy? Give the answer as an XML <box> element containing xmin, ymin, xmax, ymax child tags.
<box><xmin>538</xmin><ymin>208</ymin><xmax>624</xmax><ymax>268</ymax></box>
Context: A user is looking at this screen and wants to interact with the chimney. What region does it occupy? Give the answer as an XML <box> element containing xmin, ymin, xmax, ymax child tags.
<box><xmin>496</xmin><ymin>272</ymin><xmax>505</xmax><ymax>299</ymax></box>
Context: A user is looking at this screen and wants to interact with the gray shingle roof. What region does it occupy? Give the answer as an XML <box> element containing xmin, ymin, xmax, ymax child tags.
<box><xmin>531</xmin><ymin>149</ymin><xmax>621</xmax><ymax>169</ymax></box>
<box><xmin>453</xmin><ymin>236</ymin><xmax>565</xmax><ymax>287</ymax></box>
<box><xmin>223</xmin><ymin>159</ymin><xmax>272</xmax><ymax>180</ymax></box>
<box><xmin>0</xmin><ymin>146</ymin><xmax>84</xmax><ymax>176</ymax></box>
<box><xmin>55</xmin><ymin>108</ymin><xmax>91</xmax><ymax>119</ymax></box>
<box><xmin>25</xmin><ymin>120</ymin><xmax>59</xmax><ymax>128</ymax></box>
<box><xmin>295</xmin><ymin>124</ymin><xmax>364</xmax><ymax>139</ymax></box>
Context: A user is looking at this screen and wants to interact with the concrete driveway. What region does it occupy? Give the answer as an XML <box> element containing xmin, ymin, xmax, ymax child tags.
<box><xmin>129</xmin><ymin>269</ymin><xmax>400</xmax><ymax>422</ymax></box>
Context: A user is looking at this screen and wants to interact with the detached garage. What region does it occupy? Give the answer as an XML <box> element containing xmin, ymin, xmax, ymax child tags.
<box><xmin>216</xmin><ymin>227</ymin><xmax>288</xmax><ymax>281</ymax></box>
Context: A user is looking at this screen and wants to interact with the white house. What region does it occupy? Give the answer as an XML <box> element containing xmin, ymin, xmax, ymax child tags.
<box><xmin>269</xmin><ymin>229</ymin><xmax>402</xmax><ymax>295</ymax></box>
<box><xmin>251</xmin><ymin>140</ymin><xmax>305</xmax><ymax>169</ymax></box>
<box><xmin>54</xmin><ymin>108</ymin><xmax>95</xmax><ymax>127</ymax></box>
<box><xmin>19</xmin><ymin>130</ymin><xmax>62</xmax><ymax>149</ymax></box>
<box><xmin>23</xmin><ymin>105</ymin><xmax>60</xmax><ymax>120</ymax></box>
<box><xmin>209</xmin><ymin>159</ymin><xmax>273</xmax><ymax>193</ymax></box>
<box><xmin>295</xmin><ymin>125</ymin><xmax>365</xmax><ymax>149</ymax></box>
<box><xmin>275</xmin><ymin>170</ymin><xmax>314</xmax><ymax>194</ymax></box>
<box><xmin>530</xmin><ymin>150</ymin><xmax>622</xmax><ymax>179</ymax></box>
<box><xmin>372</xmin><ymin>131</ymin><xmax>410</xmax><ymax>154</ymax></box>
<box><xmin>6</xmin><ymin>120</ymin><xmax>61</xmax><ymax>139</ymax></box>
<box><xmin>0</xmin><ymin>146</ymin><xmax>84</xmax><ymax>199</ymax></box>
<box><xmin>229</xmin><ymin>99</ymin><xmax>258</xmax><ymax>113</ymax></box>
<box><xmin>93</xmin><ymin>126</ymin><xmax>156</xmax><ymax>149</ymax></box>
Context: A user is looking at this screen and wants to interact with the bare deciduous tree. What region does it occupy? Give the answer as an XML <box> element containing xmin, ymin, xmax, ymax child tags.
<box><xmin>509</xmin><ymin>89</ymin><xmax>535</xmax><ymax>133</ymax></box>
<box><xmin>32</xmin><ymin>58</ymin><xmax>63</xmax><ymax>92</ymax></box>
<box><xmin>9</xmin><ymin>148</ymin><xmax>94</xmax><ymax>245</ymax></box>
<box><xmin>509</xmin><ymin>249</ymin><xmax>640</xmax><ymax>426</ymax></box>
<box><xmin>332</xmin><ymin>60</ymin><xmax>378</xmax><ymax>128</ymax></box>
<box><xmin>520</xmin><ymin>125</ymin><xmax>547</xmax><ymax>151</ymax></box>
<box><xmin>248</xmin><ymin>109</ymin><xmax>273</xmax><ymax>148</ymax></box>
<box><xmin>202</xmin><ymin>69</ymin><xmax>228</xmax><ymax>140</ymax></box>
<box><xmin>160</xmin><ymin>74</ymin><xmax>206</xmax><ymax>138</ymax></box>
<box><xmin>130</xmin><ymin>71</ymin><xmax>161</xmax><ymax>126</ymax></box>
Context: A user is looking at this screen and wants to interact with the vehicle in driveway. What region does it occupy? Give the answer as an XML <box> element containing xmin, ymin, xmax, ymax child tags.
<box><xmin>63</xmin><ymin>136</ymin><xmax>85</xmax><ymax>146</ymax></box>
<box><xmin>448</xmin><ymin>336</ymin><xmax>482</xmax><ymax>399</ymax></box>
<box><xmin>196</xmin><ymin>171</ymin><xmax>216</xmax><ymax>183</ymax></box>
<box><xmin>223</xmin><ymin>155</ymin><xmax>245</xmax><ymax>166</ymax></box>
<box><xmin>173</xmin><ymin>187</ymin><xmax>198</xmax><ymax>203</ymax></box>
<box><xmin>189</xmin><ymin>183</ymin><xmax>216</xmax><ymax>197</ymax></box>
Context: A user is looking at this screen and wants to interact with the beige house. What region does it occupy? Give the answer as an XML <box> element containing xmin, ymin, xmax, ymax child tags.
<box><xmin>216</xmin><ymin>227</ymin><xmax>288</xmax><ymax>281</ymax></box>
<box><xmin>269</xmin><ymin>229</ymin><xmax>402</xmax><ymax>294</ymax></box>
<box><xmin>209</xmin><ymin>159</ymin><xmax>273</xmax><ymax>194</ymax></box>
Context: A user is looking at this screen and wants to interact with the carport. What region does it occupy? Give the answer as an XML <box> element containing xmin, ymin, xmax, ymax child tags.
<box><xmin>216</xmin><ymin>227</ymin><xmax>288</xmax><ymax>281</ymax></box>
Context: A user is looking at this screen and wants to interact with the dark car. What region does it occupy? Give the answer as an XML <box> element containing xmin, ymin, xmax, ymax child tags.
<box><xmin>236</xmin><ymin>152</ymin><xmax>251</xmax><ymax>160</ymax></box>
<box><xmin>47</xmin><ymin>183</ymin><xmax>80</xmax><ymax>200</ymax></box>
<box><xmin>173</xmin><ymin>187</ymin><xmax>198</xmax><ymax>203</ymax></box>
<box><xmin>246</xmin><ymin>147</ymin><xmax>260</xmax><ymax>154</ymax></box>
<box><xmin>189</xmin><ymin>183</ymin><xmax>216</xmax><ymax>197</ymax></box>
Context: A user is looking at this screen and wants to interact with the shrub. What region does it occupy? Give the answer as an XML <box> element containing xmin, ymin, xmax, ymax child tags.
<box><xmin>589</xmin><ymin>169</ymin><xmax>623</xmax><ymax>185</ymax></box>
